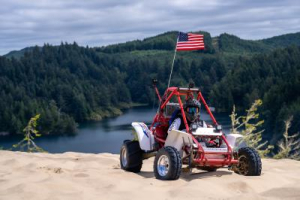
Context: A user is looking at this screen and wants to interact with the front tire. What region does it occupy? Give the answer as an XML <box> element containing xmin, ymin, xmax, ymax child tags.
<box><xmin>120</xmin><ymin>140</ymin><xmax>143</xmax><ymax>173</ymax></box>
<box><xmin>154</xmin><ymin>146</ymin><xmax>182</xmax><ymax>180</ymax></box>
<box><xmin>235</xmin><ymin>147</ymin><xmax>262</xmax><ymax>176</ymax></box>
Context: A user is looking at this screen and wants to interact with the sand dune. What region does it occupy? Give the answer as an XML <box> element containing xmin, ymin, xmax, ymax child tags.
<box><xmin>0</xmin><ymin>150</ymin><xmax>299</xmax><ymax>200</ymax></box>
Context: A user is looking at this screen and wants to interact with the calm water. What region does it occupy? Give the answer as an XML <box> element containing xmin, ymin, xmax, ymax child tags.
<box><xmin>0</xmin><ymin>107</ymin><xmax>231</xmax><ymax>154</ymax></box>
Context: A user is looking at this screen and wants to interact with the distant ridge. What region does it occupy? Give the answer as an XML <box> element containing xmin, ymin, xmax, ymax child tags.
<box><xmin>4</xmin><ymin>47</ymin><xmax>36</xmax><ymax>59</ymax></box>
<box><xmin>4</xmin><ymin>31</ymin><xmax>300</xmax><ymax>58</ymax></box>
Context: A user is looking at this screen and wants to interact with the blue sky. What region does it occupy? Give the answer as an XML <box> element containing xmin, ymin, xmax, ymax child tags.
<box><xmin>0</xmin><ymin>0</ymin><xmax>299</xmax><ymax>55</ymax></box>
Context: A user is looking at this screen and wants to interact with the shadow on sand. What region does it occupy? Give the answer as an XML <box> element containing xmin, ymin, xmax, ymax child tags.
<box><xmin>180</xmin><ymin>170</ymin><xmax>232</xmax><ymax>181</ymax></box>
<box><xmin>137</xmin><ymin>169</ymin><xmax>233</xmax><ymax>181</ymax></box>
<box><xmin>138</xmin><ymin>171</ymin><xmax>155</xmax><ymax>178</ymax></box>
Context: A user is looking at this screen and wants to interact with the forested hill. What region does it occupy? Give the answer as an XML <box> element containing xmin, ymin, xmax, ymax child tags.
<box><xmin>94</xmin><ymin>31</ymin><xmax>215</xmax><ymax>54</ymax></box>
<box><xmin>210</xmin><ymin>45</ymin><xmax>300</xmax><ymax>142</ymax></box>
<box><xmin>1</xmin><ymin>31</ymin><xmax>300</xmax><ymax>141</ymax></box>
<box><xmin>0</xmin><ymin>44</ymin><xmax>132</xmax><ymax>135</ymax></box>
<box><xmin>216</xmin><ymin>32</ymin><xmax>300</xmax><ymax>54</ymax></box>
<box><xmin>94</xmin><ymin>31</ymin><xmax>300</xmax><ymax>55</ymax></box>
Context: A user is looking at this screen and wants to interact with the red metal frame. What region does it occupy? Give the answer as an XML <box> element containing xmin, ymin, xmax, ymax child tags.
<box><xmin>151</xmin><ymin>86</ymin><xmax>238</xmax><ymax>167</ymax></box>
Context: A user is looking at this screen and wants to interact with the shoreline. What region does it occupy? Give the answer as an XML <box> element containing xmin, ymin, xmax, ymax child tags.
<box><xmin>85</xmin><ymin>102</ymin><xmax>150</xmax><ymax>121</ymax></box>
<box><xmin>0</xmin><ymin>102</ymin><xmax>150</xmax><ymax>138</ymax></box>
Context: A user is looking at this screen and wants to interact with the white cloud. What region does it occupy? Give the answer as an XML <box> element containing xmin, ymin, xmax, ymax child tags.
<box><xmin>0</xmin><ymin>0</ymin><xmax>299</xmax><ymax>55</ymax></box>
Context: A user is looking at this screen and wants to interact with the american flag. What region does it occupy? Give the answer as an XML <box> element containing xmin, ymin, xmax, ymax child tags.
<box><xmin>176</xmin><ymin>32</ymin><xmax>205</xmax><ymax>51</ymax></box>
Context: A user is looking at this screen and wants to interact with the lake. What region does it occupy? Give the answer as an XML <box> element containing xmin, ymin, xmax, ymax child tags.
<box><xmin>0</xmin><ymin>106</ymin><xmax>231</xmax><ymax>154</ymax></box>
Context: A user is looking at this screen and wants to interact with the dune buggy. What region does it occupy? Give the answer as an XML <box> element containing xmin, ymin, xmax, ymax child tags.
<box><xmin>120</xmin><ymin>81</ymin><xmax>261</xmax><ymax>180</ymax></box>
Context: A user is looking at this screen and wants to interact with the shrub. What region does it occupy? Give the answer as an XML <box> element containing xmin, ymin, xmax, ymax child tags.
<box><xmin>13</xmin><ymin>114</ymin><xmax>46</xmax><ymax>152</ymax></box>
<box><xmin>274</xmin><ymin>116</ymin><xmax>300</xmax><ymax>159</ymax></box>
<box><xmin>230</xmin><ymin>99</ymin><xmax>273</xmax><ymax>157</ymax></box>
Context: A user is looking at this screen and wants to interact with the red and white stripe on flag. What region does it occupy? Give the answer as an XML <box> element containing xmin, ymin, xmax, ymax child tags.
<box><xmin>176</xmin><ymin>32</ymin><xmax>205</xmax><ymax>51</ymax></box>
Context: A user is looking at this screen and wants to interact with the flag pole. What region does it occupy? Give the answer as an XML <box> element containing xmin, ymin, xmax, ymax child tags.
<box><xmin>167</xmin><ymin>36</ymin><xmax>179</xmax><ymax>88</ymax></box>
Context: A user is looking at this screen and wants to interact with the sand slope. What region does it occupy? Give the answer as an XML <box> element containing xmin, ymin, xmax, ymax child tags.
<box><xmin>0</xmin><ymin>150</ymin><xmax>299</xmax><ymax>200</ymax></box>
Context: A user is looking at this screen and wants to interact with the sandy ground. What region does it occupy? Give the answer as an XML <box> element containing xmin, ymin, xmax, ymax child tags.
<box><xmin>0</xmin><ymin>151</ymin><xmax>299</xmax><ymax>200</ymax></box>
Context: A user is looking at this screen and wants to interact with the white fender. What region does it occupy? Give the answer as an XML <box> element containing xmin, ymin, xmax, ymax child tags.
<box><xmin>226</xmin><ymin>134</ymin><xmax>243</xmax><ymax>149</ymax></box>
<box><xmin>165</xmin><ymin>129</ymin><xmax>193</xmax><ymax>151</ymax></box>
<box><xmin>131</xmin><ymin>122</ymin><xmax>154</xmax><ymax>151</ymax></box>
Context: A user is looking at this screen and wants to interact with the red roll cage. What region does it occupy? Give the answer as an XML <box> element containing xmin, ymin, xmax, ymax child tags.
<box><xmin>150</xmin><ymin>84</ymin><xmax>238</xmax><ymax>167</ymax></box>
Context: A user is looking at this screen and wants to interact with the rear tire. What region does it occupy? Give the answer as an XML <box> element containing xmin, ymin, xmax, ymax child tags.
<box><xmin>120</xmin><ymin>140</ymin><xmax>143</xmax><ymax>173</ymax></box>
<box><xmin>154</xmin><ymin>146</ymin><xmax>182</xmax><ymax>180</ymax></box>
<box><xmin>235</xmin><ymin>147</ymin><xmax>262</xmax><ymax>176</ymax></box>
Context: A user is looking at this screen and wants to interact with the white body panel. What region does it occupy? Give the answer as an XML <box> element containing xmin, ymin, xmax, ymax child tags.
<box><xmin>226</xmin><ymin>134</ymin><xmax>243</xmax><ymax>148</ymax></box>
<box><xmin>165</xmin><ymin>130</ymin><xmax>193</xmax><ymax>151</ymax></box>
<box><xmin>193</xmin><ymin>127</ymin><xmax>222</xmax><ymax>136</ymax></box>
<box><xmin>132</xmin><ymin>122</ymin><xmax>154</xmax><ymax>151</ymax></box>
